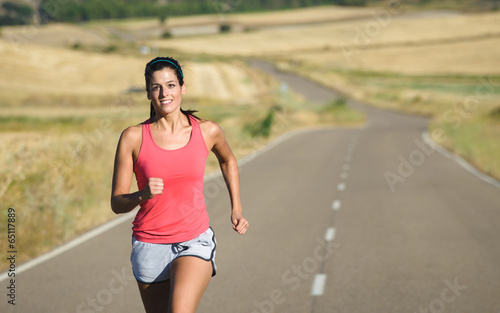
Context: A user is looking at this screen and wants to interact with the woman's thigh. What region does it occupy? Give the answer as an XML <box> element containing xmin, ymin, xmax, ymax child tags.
<box><xmin>169</xmin><ymin>256</ymin><xmax>213</xmax><ymax>313</ymax></box>
<box><xmin>137</xmin><ymin>280</ymin><xmax>170</xmax><ymax>313</ymax></box>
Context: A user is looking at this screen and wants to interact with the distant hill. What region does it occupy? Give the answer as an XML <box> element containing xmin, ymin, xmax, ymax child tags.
<box><xmin>34</xmin><ymin>0</ymin><xmax>379</xmax><ymax>24</ymax></box>
<box><xmin>0</xmin><ymin>0</ymin><xmax>498</xmax><ymax>26</ymax></box>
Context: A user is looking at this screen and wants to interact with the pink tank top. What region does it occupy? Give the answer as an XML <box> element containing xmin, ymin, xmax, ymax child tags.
<box><xmin>132</xmin><ymin>115</ymin><xmax>210</xmax><ymax>244</ymax></box>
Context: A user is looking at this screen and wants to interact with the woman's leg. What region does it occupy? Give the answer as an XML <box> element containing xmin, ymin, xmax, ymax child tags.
<box><xmin>137</xmin><ymin>280</ymin><xmax>170</xmax><ymax>313</ymax></box>
<box><xmin>169</xmin><ymin>256</ymin><xmax>213</xmax><ymax>313</ymax></box>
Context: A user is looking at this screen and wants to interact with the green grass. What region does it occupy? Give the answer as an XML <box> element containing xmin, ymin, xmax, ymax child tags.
<box><xmin>244</xmin><ymin>108</ymin><xmax>275</xmax><ymax>138</ymax></box>
<box><xmin>0</xmin><ymin>116</ymin><xmax>89</xmax><ymax>132</ymax></box>
<box><xmin>333</xmin><ymin>69</ymin><xmax>500</xmax><ymax>98</ymax></box>
<box><xmin>319</xmin><ymin>97</ymin><xmax>367</xmax><ymax>125</ymax></box>
<box><xmin>431</xmin><ymin>112</ymin><xmax>500</xmax><ymax>178</ymax></box>
<box><xmin>389</xmin><ymin>0</ymin><xmax>498</xmax><ymax>12</ymax></box>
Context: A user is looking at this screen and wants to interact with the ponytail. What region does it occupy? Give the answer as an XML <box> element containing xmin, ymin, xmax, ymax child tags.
<box><xmin>150</xmin><ymin>102</ymin><xmax>155</xmax><ymax>120</ymax></box>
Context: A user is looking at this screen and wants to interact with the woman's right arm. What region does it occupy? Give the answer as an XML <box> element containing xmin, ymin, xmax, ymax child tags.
<box><xmin>110</xmin><ymin>127</ymin><xmax>163</xmax><ymax>214</ymax></box>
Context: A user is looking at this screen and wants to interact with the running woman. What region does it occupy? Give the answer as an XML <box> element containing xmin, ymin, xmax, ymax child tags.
<box><xmin>111</xmin><ymin>57</ymin><xmax>249</xmax><ymax>313</ymax></box>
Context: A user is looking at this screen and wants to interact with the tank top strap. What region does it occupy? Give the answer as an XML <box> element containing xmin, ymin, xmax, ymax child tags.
<box><xmin>188</xmin><ymin>114</ymin><xmax>201</xmax><ymax>139</ymax></box>
<box><xmin>188</xmin><ymin>115</ymin><xmax>209</xmax><ymax>154</ymax></box>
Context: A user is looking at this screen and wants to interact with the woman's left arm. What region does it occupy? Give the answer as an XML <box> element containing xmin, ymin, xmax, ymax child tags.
<box><xmin>204</xmin><ymin>120</ymin><xmax>249</xmax><ymax>235</ymax></box>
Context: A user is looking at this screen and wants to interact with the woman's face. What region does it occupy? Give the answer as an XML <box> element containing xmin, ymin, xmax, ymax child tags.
<box><xmin>147</xmin><ymin>67</ymin><xmax>186</xmax><ymax>116</ymax></box>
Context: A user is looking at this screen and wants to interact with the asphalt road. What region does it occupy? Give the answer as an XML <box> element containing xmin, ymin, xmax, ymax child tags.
<box><xmin>2</xmin><ymin>62</ymin><xmax>500</xmax><ymax>313</ymax></box>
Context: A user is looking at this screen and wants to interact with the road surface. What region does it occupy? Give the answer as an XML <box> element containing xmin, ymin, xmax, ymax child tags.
<box><xmin>2</xmin><ymin>61</ymin><xmax>499</xmax><ymax>313</ymax></box>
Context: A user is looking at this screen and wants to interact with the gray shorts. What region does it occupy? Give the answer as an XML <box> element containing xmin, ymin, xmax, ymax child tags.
<box><xmin>131</xmin><ymin>227</ymin><xmax>216</xmax><ymax>284</ymax></box>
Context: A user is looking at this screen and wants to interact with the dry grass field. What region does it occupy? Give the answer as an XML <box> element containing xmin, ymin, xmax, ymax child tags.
<box><xmin>1</xmin><ymin>22</ymin><xmax>110</xmax><ymax>47</ymax></box>
<box><xmin>0</xmin><ymin>38</ymin><xmax>269</xmax><ymax>105</ymax></box>
<box><xmin>150</xmin><ymin>11</ymin><xmax>500</xmax><ymax>57</ymax></box>
<box><xmin>0</xmin><ymin>39</ymin><xmax>144</xmax><ymax>96</ymax></box>
<box><xmin>1</xmin><ymin>5</ymin><xmax>375</xmax><ymax>48</ymax></box>
<box><xmin>217</xmin><ymin>5</ymin><xmax>375</xmax><ymax>26</ymax></box>
<box><xmin>92</xmin><ymin>5</ymin><xmax>374</xmax><ymax>30</ymax></box>
<box><xmin>287</xmin><ymin>13</ymin><xmax>500</xmax><ymax>75</ymax></box>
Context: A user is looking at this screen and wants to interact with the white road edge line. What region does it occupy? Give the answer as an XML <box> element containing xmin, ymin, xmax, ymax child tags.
<box><xmin>332</xmin><ymin>200</ymin><xmax>341</xmax><ymax>211</ymax></box>
<box><xmin>0</xmin><ymin>210</ymin><xmax>136</xmax><ymax>282</ymax></box>
<box><xmin>311</xmin><ymin>274</ymin><xmax>327</xmax><ymax>296</ymax></box>
<box><xmin>325</xmin><ymin>227</ymin><xmax>336</xmax><ymax>242</ymax></box>
<box><xmin>422</xmin><ymin>131</ymin><xmax>500</xmax><ymax>189</ymax></box>
<box><xmin>337</xmin><ymin>183</ymin><xmax>346</xmax><ymax>191</ymax></box>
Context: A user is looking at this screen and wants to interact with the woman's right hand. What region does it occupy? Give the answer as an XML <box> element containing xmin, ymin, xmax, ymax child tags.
<box><xmin>142</xmin><ymin>177</ymin><xmax>164</xmax><ymax>199</ymax></box>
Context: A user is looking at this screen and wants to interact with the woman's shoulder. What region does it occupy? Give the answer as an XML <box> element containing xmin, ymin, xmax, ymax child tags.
<box><xmin>119</xmin><ymin>123</ymin><xmax>144</xmax><ymax>145</ymax></box>
<box><xmin>198</xmin><ymin>118</ymin><xmax>223</xmax><ymax>136</ymax></box>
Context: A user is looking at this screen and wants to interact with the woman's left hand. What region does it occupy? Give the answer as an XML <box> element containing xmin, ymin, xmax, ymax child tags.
<box><xmin>231</xmin><ymin>212</ymin><xmax>249</xmax><ymax>235</ymax></box>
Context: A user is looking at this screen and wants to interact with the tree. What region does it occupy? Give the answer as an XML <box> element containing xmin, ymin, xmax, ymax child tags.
<box><xmin>0</xmin><ymin>2</ymin><xmax>33</xmax><ymax>25</ymax></box>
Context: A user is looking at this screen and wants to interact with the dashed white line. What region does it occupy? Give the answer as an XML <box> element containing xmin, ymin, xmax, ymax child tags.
<box><xmin>344</xmin><ymin>155</ymin><xmax>352</xmax><ymax>162</ymax></box>
<box><xmin>337</xmin><ymin>183</ymin><xmax>346</xmax><ymax>191</ymax></box>
<box><xmin>332</xmin><ymin>200</ymin><xmax>341</xmax><ymax>211</ymax></box>
<box><xmin>343</xmin><ymin>164</ymin><xmax>350</xmax><ymax>171</ymax></box>
<box><xmin>340</xmin><ymin>172</ymin><xmax>348</xmax><ymax>180</ymax></box>
<box><xmin>311</xmin><ymin>274</ymin><xmax>327</xmax><ymax>296</ymax></box>
<box><xmin>325</xmin><ymin>227</ymin><xmax>336</xmax><ymax>241</ymax></box>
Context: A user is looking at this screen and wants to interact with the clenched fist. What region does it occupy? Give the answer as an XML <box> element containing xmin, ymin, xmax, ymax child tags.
<box><xmin>142</xmin><ymin>177</ymin><xmax>164</xmax><ymax>200</ymax></box>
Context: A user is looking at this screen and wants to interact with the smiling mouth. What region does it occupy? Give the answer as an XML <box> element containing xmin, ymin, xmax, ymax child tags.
<box><xmin>160</xmin><ymin>100</ymin><xmax>173</xmax><ymax>105</ymax></box>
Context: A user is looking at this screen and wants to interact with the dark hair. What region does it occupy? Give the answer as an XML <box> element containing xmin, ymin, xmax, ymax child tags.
<box><xmin>144</xmin><ymin>57</ymin><xmax>198</xmax><ymax>119</ymax></box>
